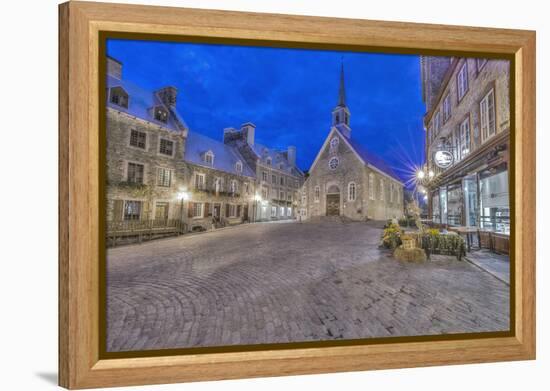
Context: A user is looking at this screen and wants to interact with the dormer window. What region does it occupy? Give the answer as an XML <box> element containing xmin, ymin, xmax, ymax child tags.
<box><xmin>235</xmin><ymin>161</ymin><xmax>243</xmax><ymax>173</ymax></box>
<box><xmin>266</xmin><ymin>157</ymin><xmax>272</xmax><ymax>166</ymax></box>
<box><xmin>109</xmin><ymin>86</ymin><xmax>128</xmax><ymax>109</ymax></box>
<box><xmin>278</xmin><ymin>163</ymin><xmax>284</xmax><ymax>170</ymax></box>
<box><xmin>204</xmin><ymin>151</ymin><xmax>214</xmax><ymax>165</ymax></box>
<box><xmin>153</xmin><ymin>106</ymin><xmax>169</xmax><ymax>123</ymax></box>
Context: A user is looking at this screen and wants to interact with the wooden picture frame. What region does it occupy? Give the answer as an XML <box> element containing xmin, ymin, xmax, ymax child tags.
<box><xmin>59</xmin><ymin>1</ymin><xmax>536</xmax><ymax>388</ymax></box>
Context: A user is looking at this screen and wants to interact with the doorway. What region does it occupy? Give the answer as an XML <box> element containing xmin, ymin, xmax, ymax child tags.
<box><xmin>326</xmin><ymin>194</ymin><xmax>340</xmax><ymax>216</ymax></box>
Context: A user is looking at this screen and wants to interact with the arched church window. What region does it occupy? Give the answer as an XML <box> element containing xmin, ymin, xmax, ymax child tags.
<box><xmin>348</xmin><ymin>182</ymin><xmax>356</xmax><ymax>201</ymax></box>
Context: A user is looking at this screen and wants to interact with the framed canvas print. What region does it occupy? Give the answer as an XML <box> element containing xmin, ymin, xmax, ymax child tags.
<box><xmin>59</xmin><ymin>1</ymin><xmax>536</xmax><ymax>389</ymax></box>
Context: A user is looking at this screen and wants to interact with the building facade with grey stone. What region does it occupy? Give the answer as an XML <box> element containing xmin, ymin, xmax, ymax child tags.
<box><xmin>302</xmin><ymin>65</ymin><xmax>405</xmax><ymax>221</ymax></box>
<box><xmin>105</xmin><ymin>56</ymin><xmax>302</xmax><ymax>236</ymax></box>
<box><xmin>421</xmin><ymin>56</ymin><xmax>510</xmax><ymax>241</ymax></box>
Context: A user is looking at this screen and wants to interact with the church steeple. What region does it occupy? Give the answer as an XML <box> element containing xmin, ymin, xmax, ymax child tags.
<box><xmin>337</xmin><ymin>62</ymin><xmax>347</xmax><ymax>107</ymax></box>
<box><xmin>332</xmin><ymin>60</ymin><xmax>351</xmax><ymax>138</ymax></box>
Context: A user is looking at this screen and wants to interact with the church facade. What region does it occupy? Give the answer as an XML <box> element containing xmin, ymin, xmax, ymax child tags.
<box><xmin>301</xmin><ymin>66</ymin><xmax>405</xmax><ymax>221</ymax></box>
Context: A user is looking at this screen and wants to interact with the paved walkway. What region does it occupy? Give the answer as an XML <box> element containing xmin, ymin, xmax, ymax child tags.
<box><xmin>106</xmin><ymin>220</ymin><xmax>510</xmax><ymax>352</ymax></box>
<box><xmin>465</xmin><ymin>250</ymin><xmax>510</xmax><ymax>285</ymax></box>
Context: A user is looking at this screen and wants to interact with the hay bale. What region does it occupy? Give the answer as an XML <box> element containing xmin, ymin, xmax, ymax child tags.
<box><xmin>394</xmin><ymin>246</ymin><xmax>427</xmax><ymax>262</ymax></box>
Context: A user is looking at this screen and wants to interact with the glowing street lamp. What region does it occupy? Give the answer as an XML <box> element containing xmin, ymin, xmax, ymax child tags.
<box><xmin>428</xmin><ymin>170</ymin><xmax>435</xmax><ymax>178</ymax></box>
<box><xmin>417</xmin><ymin>170</ymin><xmax>425</xmax><ymax>179</ymax></box>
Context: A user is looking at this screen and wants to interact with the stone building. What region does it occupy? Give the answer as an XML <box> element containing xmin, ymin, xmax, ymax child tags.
<box><xmin>105</xmin><ymin>57</ymin><xmax>188</xmax><ymax>224</ymax></box>
<box><xmin>223</xmin><ymin>124</ymin><xmax>305</xmax><ymax>221</ymax></box>
<box><xmin>182</xmin><ymin>130</ymin><xmax>256</xmax><ymax>230</ymax></box>
<box><xmin>302</xmin><ymin>65</ymin><xmax>404</xmax><ymax>221</ymax></box>
<box><xmin>421</xmin><ymin>56</ymin><xmax>510</xmax><ymax>236</ymax></box>
<box><xmin>105</xmin><ymin>56</ymin><xmax>303</xmax><ymax>234</ymax></box>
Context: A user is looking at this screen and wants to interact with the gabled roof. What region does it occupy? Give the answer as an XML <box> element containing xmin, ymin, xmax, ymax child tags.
<box><xmin>106</xmin><ymin>75</ymin><xmax>188</xmax><ymax>132</ymax></box>
<box><xmin>309</xmin><ymin>127</ymin><xmax>404</xmax><ymax>184</ymax></box>
<box><xmin>184</xmin><ymin>131</ymin><xmax>256</xmax><ymax>178</ymax></box>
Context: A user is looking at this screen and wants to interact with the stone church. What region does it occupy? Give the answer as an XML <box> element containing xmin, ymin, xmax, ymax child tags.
<box><xmin>301</xmin><ymin>65</ymin><xmax>405</xmax><ymax>221</ymax></box>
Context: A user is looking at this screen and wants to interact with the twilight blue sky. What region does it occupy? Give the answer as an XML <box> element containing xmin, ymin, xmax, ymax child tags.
<box><xmin>107</xmin><ymin>39</ymin><xmax>426</xmax><ymax>183</ymax></box>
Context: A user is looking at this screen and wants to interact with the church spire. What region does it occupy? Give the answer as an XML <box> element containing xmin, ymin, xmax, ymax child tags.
<box><xmin>337</xmin><ymin>60</ymin><xmax>346</xmax><ymax>107</ymax></box>
<box><xmin>332</xmin><ymin>59</ymin><xmax>351</xmax><ymax>137</ymax></box>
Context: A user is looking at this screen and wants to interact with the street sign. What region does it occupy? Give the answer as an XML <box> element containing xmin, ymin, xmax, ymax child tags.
<box><xmin>434</xmin><ymin>150</ymin><xmax>453</xmax><ymax>168</ymax></box>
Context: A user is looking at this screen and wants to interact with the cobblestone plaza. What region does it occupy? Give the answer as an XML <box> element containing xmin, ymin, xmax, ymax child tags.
<box><xmin>106</xmin><ymin>220</ymin><xmax>509</xmax><ymax>352</ymax></box>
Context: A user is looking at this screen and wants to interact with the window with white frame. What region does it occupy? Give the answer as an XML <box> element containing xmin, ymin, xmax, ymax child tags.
<box><xmin>192</xmin><ymin>202</ymin><xmax>203</xmax><ymax>218</ymax></box>
<box><xmin>443</xmin><ymin>93</ymin><xmax>451</xmax><ymax>123</ymax></box>
<box><xmin>194</xmin><ymin>172</ymin><xmax>205</xmax><ymax>190</ymax></box>
<box><xmin>129</xmin><ymin>129</ymin><xmax>146</xmax><ymax>149</ymax></box>
<box><xmin>228</xmin><ymin>204</ymin><xmax>236</xmax><ymax>217</ymax></box>
<box><xmin>453</xmin><ymin>128</ymin><xmax>461</xmax><ymax>163</ymax></box>
<box><xmin>262</xmin><ymin>171</ymin><xmax>268</xmax><ymax>182</ymax></box>
<box><xmin>230</xmin><ymin>180</ymin><xmax>238</xmax><ymax>194</ymax></box>
<box><xmin>243</xmin><ymin>182</ymin><xmax>249</xmax><ymax>194</ymax></box>
<box><xmin>159</xmin><ymin>138</ymin><xmax>174</xmax><ymax>156</ymax></box>
<box><xmin>457</xmin><ymin>61</ymin><xmax>469</xmax><ymax>100</ymax></box>
<box><xmin>235</xmin><ymin>161</ymin><xmax>243</xmax><ymax>173</ymax></box>
<box><xmin>314</xmin><ymin>186</ymin><xmax>320</xmax><ymax>202</ymax></box>
<box><xmin>459</xmin><ymin>117</ymin><xmax>471</xmax><ymax>158</ymax></box>
<box><xmin>287</xmin><ymin>193</ymin><xmax>292</xmax><ymax>201</ymax></box>
<box><xmin>369</xmin><ymin>174</ymin><xmax>375</xmax><ymax>200</ymax></box>
<box><xmin>480</xmin><ymin>89</ymin><xmax>496</xmax><ymax>142</ymax></box>
<box><xmin>348</xmin><ymin>182</ymin><xmax>356</xmax><ymax>201</ymax></box>
<box><xmin>434</xmin><ymin>111</ymin><xmax>441</xmax><ymax>136</ymax></box>
<box><xmin>127</xmin><ymin>162</ymin><xmax>144</xmax><ymax>184</ymax></box>
<box><xmin>272</xmin><ymin>174</ymin><xmax>277</xmax><ymax>184</ymax></box>
<box><xmin>266</xmin><ymin>157</ymin><xmax>272</xmax><ymax>166</ymax></box>
<box><xmin>110</xmin><ymin>87</ymin><xmax>129</xmax><ymax>108</ymax></box>
<box><xmin>280</xmin><ymin>176</ymin><xmax>285</xmax><ymax>186</ymax></box>
<box><xmin>204</xmin><ymin>151</ymin><xmax>214</xmax><ymax>165</ymax></box>
<box><xmin>261</xmin><ymin>187</ymin><xmax>268</xmax><ymax>199</ymax></box>
<box><xmin>280</xmin><ymin>190</ymin><xmax>285</xmax><ymax>200</ymax></box>
<box><xmin>271</xmin><ymin>188</ymin><xmax>277</xmax><ymax>199</ymax></box>
<box><xmin>154</xmin><ymin>107</ymin><xmax>169</xmax><ymax>123</ymax></box>
<box><xmin>379</xmin><ymin>179</ymin><xmax>385</xmax><ymax>201</ymax></box>
<box><xmin>156</xmin><ymin>167</ymin><xmax>171</xmax><ymax>187</ymax></box>
<box><xmin>123</xmin><ymin>200</ymin><xmax>142</xmax><ymax>221</ymax></box>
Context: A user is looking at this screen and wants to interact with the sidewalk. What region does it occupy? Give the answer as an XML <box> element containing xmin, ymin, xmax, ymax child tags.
<box><xmin>464</xmin><ymin>250</ymin><xmax>510</xmax><ymax>285</ymax></box>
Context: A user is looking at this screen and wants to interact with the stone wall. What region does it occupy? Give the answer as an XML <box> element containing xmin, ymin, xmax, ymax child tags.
<box><xmin>425</xmin><ymin>58</ymin><xmax>510</xmax><ymax>174</ymax></box>
<box><xmin>183</xmin><ymin>163</ymin><xmax>256</xmax><ymax>230</ymax></box>
<box><xmin>105</xmin><ymin>108</ymin><xmax>187</xmax><ymax>222</ymax></box>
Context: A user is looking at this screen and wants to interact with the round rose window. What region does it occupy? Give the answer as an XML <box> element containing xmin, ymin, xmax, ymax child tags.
<box><xmin>329</xmin><ymin>157</ymin><xmax>339</xmax><ymax>170</ymax></box>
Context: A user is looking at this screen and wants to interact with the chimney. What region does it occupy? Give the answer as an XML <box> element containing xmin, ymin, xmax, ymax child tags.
<box><xmin>107</xmin><ymin>56</ymin><xmax>122</xmax><ymax>79</ymax></box>
<box><xmin>287</xmin><ymin>146</ymin><xmax>296</xmax><ymax>167</ymax></box>
<box><xmin>240</xmin><ymin>122</ymin><xmax>256</xmax><ymax>146</ymax></box>
<box><xmin>223</xmin><ymin>127</ymin><xmax>238</xmax><ymax>144</ymax></box>
<box><xmin>156</xmin><ymin>86</ymin><xmax>178</xmax><ymax>108</ymax></box>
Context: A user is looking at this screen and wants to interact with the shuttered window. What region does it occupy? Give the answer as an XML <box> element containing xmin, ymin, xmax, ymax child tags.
<box><xmin>156</xmin><ymin>168</ymin><xmax>171</xmax><ymax>187</ymax></box>
<box><xmin>480</xmin><ymin>89</ymin><xmax>496</xmax><ymax>142</ymax></box>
